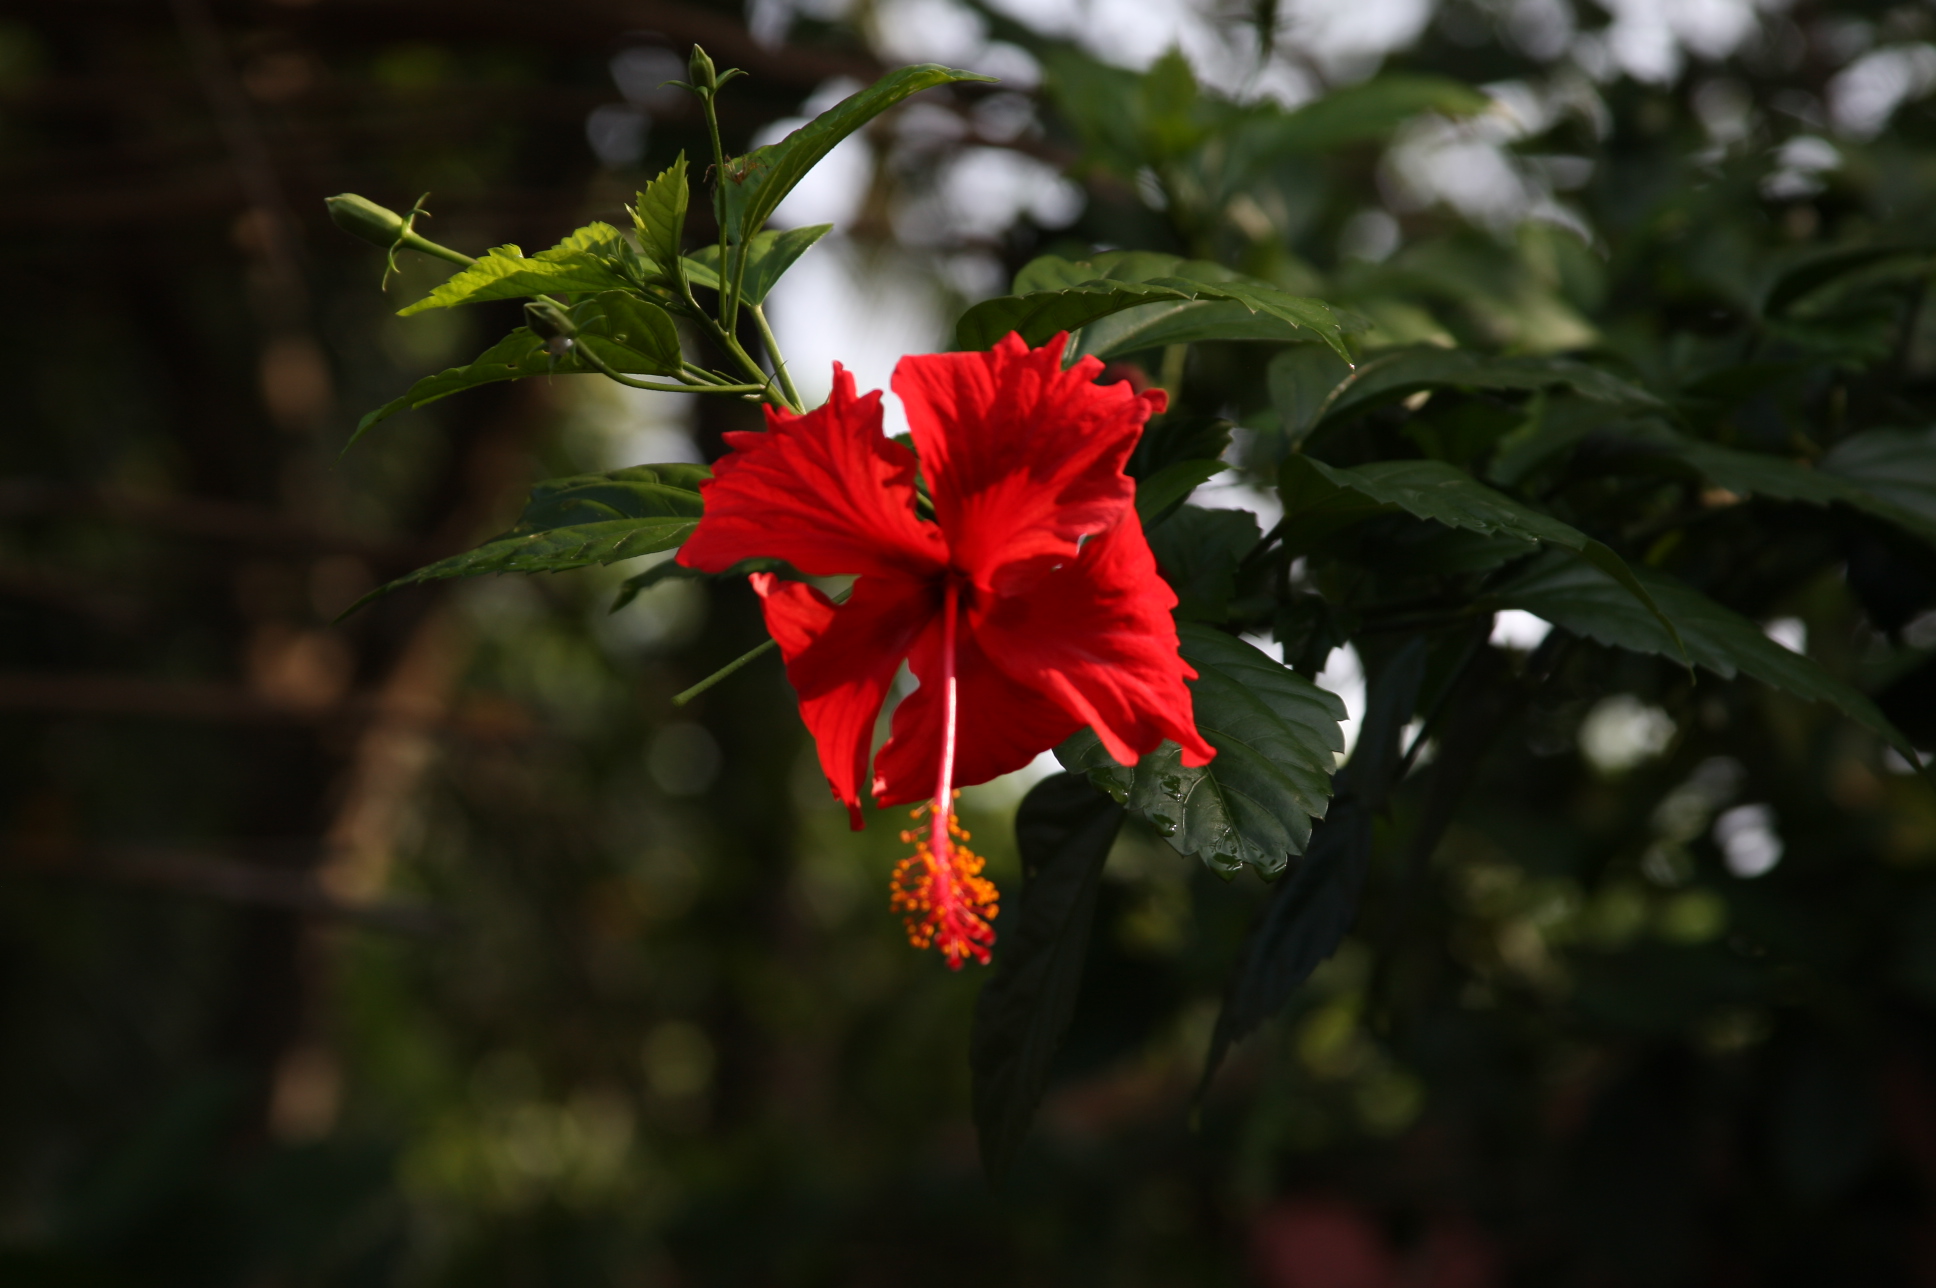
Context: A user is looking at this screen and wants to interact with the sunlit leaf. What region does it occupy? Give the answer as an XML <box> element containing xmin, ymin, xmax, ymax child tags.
<box><xmin>720</xmin><ymin>64</ymin><xmax>994</xmax><ymax>244</ymax></box>
<box><xmin>631</xmin><ymin>154</ymin><xmax>689</xmax><ymax>285</ymax></box>
<box><xmin>398</xmin><ymin>223</ymin><xmax>631</xmax><ymax>315</ymax></box>
<box><xmin>683</xmin><ymin>224</ymin><xmax>833</xmax><ymax>305</ymax></box>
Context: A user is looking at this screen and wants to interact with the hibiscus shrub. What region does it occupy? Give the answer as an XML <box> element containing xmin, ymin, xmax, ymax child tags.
<box><xmin>332</xmin><ymin>45</ymin><xmax>1936</xmax><ymax>1181</ymax></box>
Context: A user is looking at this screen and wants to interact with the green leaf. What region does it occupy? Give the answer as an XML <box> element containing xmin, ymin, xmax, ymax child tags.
<box><xmin>1304</xmin><ymin>345</ymin><xmax>1661</xmax><ymax>434</ymax></box>
<box><xmin>351</xmin><ymin>294</ymin><xmax>686</xmax><ymax>446</ymax></box>
<box><xmin>1493</xmin><ymin>553</ymin><xmax>1919</xmax><ymax>759</ymax></box>
<box><xmin>1268</xmin><ymin>345</ymin><xmax>1353</xmax><ymax>447</ymax></box>
<box><xmin>1822</xmin><ymin>428</ymin><xmax>1936</xmax><ymax>547</ymax></box>
<box><xmin>631</xmin><ymin>154</ymin><xmax>689</xmax><ymax>285</ymax></box>
<box><xmin>397</xmin><ymin>223</ymin><xmax>631</xmax><ymax>315</ymax></box>
<box><xmin>1199</xmin><ymin>637</ymin><xmax>1429</xmax><ymax>1090</ymax></box>
<box><xmin>1129</xmin><ymin>413</ymin><xmax>1232</xmax><ymax>480</ymax></box>
<box><xmin>1057</xmin><ymin>624</ymin><xmax>1346</xmax><ymax>878</ymax></box>
<box><xmin>1146</xmin><ymin>505</ymin><xmax>1259</xmax><ymax>621</ymax></box>
<box><xmin>1637</xmin><ymin>430</ymin><xmax>1936</xmax><ymax>550</ymax></box>
<box><xmin>1269</xmin><ymin>74</ymin><xmax>1491</xmax><ymax>153</ymax></box>
<box><xmin>970</xmin><ymin>774</ymin><xmax>1125</xmax><ymax>1180</ymax></box>
<box><xmin>956</xmin><ymin>251</ymin><xmax>1361</xmax><ymax>362</ymax></box>
<box><xmin>576</xmin><ymin>292</ymin><xmax>683</xmax><ymax>377</ymax></box>
<box><xmin>1278</xmin><ymin>455</ymin><xmax>1682</xmax><ymax>659</ymax></box>
<box><xmin>682</xmin><ymin>224</ymin><xmax>833</xmax><ymax>305</ymax></box>
<box><xmin>1135</xmin><ymin>458</ymin><xmax>1225</xmax><ymax>524</ymax></box>
<box><xmin>345</xmin><ymin>465</ymin><xmax>709</xmax><ymax>614</ymax></box>
<box><xmin>719</xmin><ymin>64</ymin><xmax>994</xmax><ymax>244</ymax></box>
<box><xmin>611</xmin><ymin>555</ymin><xmax>788</xmax><ymax>613</ymax></box>
<box><xmin>1761</xmin><ymin>244</ymin><xmax>1926</xmax><ymax>317</ymax></box>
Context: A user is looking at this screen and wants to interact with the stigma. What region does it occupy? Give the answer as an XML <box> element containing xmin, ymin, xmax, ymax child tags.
<box><xmin>891</xmin><ymin>796</ymin><xmax>997</xmax><ymax>969</ymax></box>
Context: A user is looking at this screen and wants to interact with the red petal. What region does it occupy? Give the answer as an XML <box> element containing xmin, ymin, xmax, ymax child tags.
<box><xmin>892</xmin><ymin>333</ymin><xmax>1165</xmax><ymax>597</ymax></box>
<box><xmin>870</xmin><ymin>620</ymin><xmax>1084</xmax><ymax>806</ymax></box>
<box><xmin>973</xmin><ymin>513</ymin><xmax>1213</xmax><ymax>769</ymax></box>
<box><xmin>753</xmin><ymin>572</ymin><xmax>937</xmax><ymax>828</ymax></box>
<box><xmin>679</xmin><ymin>365</ymin><xmax>947</xmax><ymax>581</ymax></box>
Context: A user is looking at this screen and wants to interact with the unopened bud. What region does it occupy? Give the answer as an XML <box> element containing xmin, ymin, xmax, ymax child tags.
<box><xmin>326</xmin><ymin>193</ymin><xmax>404</xmax><ymax>248</ymax></box>
<box><xmin>687</xmin><ymin>45</ymin><xmax>718</xmax><ymax>93</ymax></box>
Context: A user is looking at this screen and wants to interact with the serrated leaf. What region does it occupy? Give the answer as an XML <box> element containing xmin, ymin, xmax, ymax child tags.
<box><xmin>344</xmin><ymin>464</ymin><xmax>708</xmax><ymax>614</ymax></box>
<box><xmin>683</xmin><ymin>224</ymin><xmax>833</xmax><ymax>305</ymax></box>
<box><xmin>1129</xmin><ymin>414</ymin><xmax>1232</xmax><ymax>480</ymax></box>
<box><xmin>957</xmin><ymin>251</ymin><xmax>1360</xmax><ymax>362</ymax></box>
<box><xmin>1269</xmin><ymin>345</ymin><xmax>1353</xmax><ymax>446</ymax></box>
<box><xmin>1147</xmin><ymin>505</ymin><xmax>1260</xmax><ymax>621</ymax></box>
<box><xmin>353</xmin><ymin>295</ymin><xmax>684</xmax><ymax>445</ymax></box>
<box><xmin>1306</xmin><ymin>345</ymin><xmax>1661</xmax><ymax>433</ymax></box>
<box><xmin>1135</xmin><ymin>458</ymin><xmax>1225</xmax><ymax>524</ymax></box>
<box><xmin>971</xmin><ymin>774</ymin><xmax>1125</xmax><ymax>1180</ymax></box>
<box><xmin>398</xmin><ymin>223</ymin><xmax>631</xmax><ymax>315</ymax></box>
<box><xmin>1493</xmin><ymin>552</ymin><xmax>1919</xmax><ymax>759</ymax></box>
<box><xmin>1637</xmin><ymin>430</ymin><xmax>1936</xmax><ymax>550</ymax></box>
<box><xmin>1278</xmin><ymin>455</ymin><xmax>1682</xmax><ymax>660</ymax></box>
<box><xmin>720</xmin><ymin>64</ymin><xmax>994</xmax><ymax>244</ymax></box>
<box><xmin>632</xmin><ymin>154</ymin><xmax>689</xmax><ymax>284</ymax></box>
<box><xmin>1199</xmin><ymin>639</ymin><xmax>1428</xmax><ymax>1090</ymax></box>
<box><xmin>1822</xmin><ymin>427</ymin><xmax>1936</xmax><ymax>546</ymax></box>
<box><xmin>1056</xmin><ymin>624</ymin><xmax>1346</xmax><ymax>877</ymax></box>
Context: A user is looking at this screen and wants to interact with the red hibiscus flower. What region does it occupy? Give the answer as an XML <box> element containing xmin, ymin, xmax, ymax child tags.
<box><xmin>677</xmin><ymin>332</ymin><xmax>1214</xmax><ymax>967</ymax></box>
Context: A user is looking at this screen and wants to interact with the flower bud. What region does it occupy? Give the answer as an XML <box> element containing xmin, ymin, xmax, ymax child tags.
<box><xmin>687</xmin><ymin>45</ymin><xmax>717</xmax><ymax>94</ymax></box>
<box><xmin>326</xmin><ymin>193</ymin><xmax>404</xmax><ymax>248</ymax></box>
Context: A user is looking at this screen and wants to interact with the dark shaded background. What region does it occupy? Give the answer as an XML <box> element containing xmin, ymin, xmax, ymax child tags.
<box><xmin>7</xmin><ymin>1</ymin><xmax>1936</xmax><ymax>1285</ymax></box>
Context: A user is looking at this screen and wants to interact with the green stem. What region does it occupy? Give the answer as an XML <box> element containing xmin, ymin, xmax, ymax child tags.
<box><xmin>673</xmin><ymin>638</ymin><xmax>776</xmax><ymax>706</ymax></box>
<box><xmin>700</xmin><ymin>90</ymin><xmax>737</xmax><ymax>331</ymax></box>
<box><xmin>752</xmin><ymin>304</ymin><xmax>804</xmax><ymax>412</ymax></box>
<box><xmin>669</xmin><ymin>581</ymin><xmax>851</xmax><ymax>706</ymax></box>
<box><xmin>573</xmin><ymin>341</ymin><xmax>763</xmax><ymax>396</ymax></box>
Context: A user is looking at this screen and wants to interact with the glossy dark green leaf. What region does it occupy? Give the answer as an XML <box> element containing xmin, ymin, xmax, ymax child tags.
<box><xmin>344</xmin><ymin>465</ymin><xmax>708</xmax><ymax>614</ymax></box>
<box><xmin>1129</xmin><ymin>414</ymin><xmax>1232</xmax><ymax>480</ymax></box>
<box><xmin>956</xmin><ymin>251</ymin><xmax>1360</xmax><ymax>361</ymax></box>
<box><xmin>1057</xmin><ymin>624</ymin><xmax>1346</xmax><ymax>877</ymax></box>
<box><xmin>1198</xmin><ymin>639</ymin><xmax>1428</xmax><ymax>1090</ymax></box>
<box><xmin>398</xmin><ymin>223</ymin><xmax>631</xmax><ymax>315</ymax></box>
<box><xmin>720</xmin><ymin>64</ymin><xmax>994</xmax><ymax>243</ymax></box>
<box><xmin>1493</xmin><ymin>553</ymin><xmax>1919</xmax><ymax>758</ymax></box>
<box><xmin>1279</xmin><ymin>455</ymin><xmax>1680</xmax><ymax>658</ymax></box>
<box><xmin>1306</xmin><ymin>345</ymin><xmax>1660</xmax><ymax>432</ymax></box>
<box><xmin>1134</xmin><ymin>458</ymin><xmax>1225</xmax><ymax>524</ymax></box>
<box><xmin>1821</xmin><ymin>427</ymin><xmax>1936</xmax><ymax>545</ymax></box>
<box><xmin>1268</xmin><ymin>345</ymin><xmax>1353</xmax><ymax>446</ymax></box>
<box><xmin>971</xmin><ymin>774</ymin><xmax>1125</xmax><ymax>1180</ymax></box>
<box><xmin>631</xmin><ymin>154</ymin><xmax>689</xmax><ymax>285</ymax></box>
<box><xmin>683</xmin><ymin>224</ymin><xmax>833</xmax><ymax>306</ymax></box>
<box><xmin>1146</xmin><ymin>505</ymin><xmax>1259</xmax><ymax>621</ymax></box>
<box><xmin>1639</xmin><ymin>431</ymin><xmax>1936</xmax><ymax>549</ymax></box>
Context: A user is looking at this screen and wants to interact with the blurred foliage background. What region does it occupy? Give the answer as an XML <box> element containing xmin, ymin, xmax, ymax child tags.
<box><xmin>6</xmin><ymin>0</ymin><xmax>1936</xmax><ymax>1284</ymax></box>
